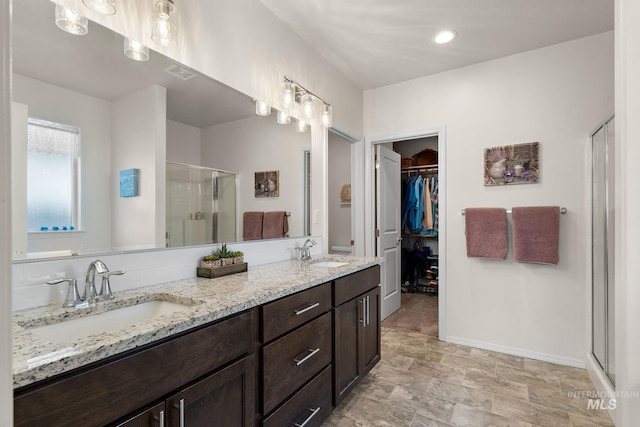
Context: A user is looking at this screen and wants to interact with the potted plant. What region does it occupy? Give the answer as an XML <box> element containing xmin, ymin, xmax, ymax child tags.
<box><xmin>214</xmin><ymin>244</ymin><xmax>234</xmax><ymax>266</ymax></box>
<box><xmin>231</xmin><ymin>250</ymin><xmax>244</xmax><ymax>264</ymax></box>
<box><xmin>201</xmin><ymin>254</ymin><xmax>221</xmax><ymax>268</ymax></box>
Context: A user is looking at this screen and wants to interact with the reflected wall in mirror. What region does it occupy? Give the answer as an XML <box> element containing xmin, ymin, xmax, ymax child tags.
<box><xmin>11</xmin><ymin>0</ymin><xmax>310</xmax><ymax>261</ymax></box>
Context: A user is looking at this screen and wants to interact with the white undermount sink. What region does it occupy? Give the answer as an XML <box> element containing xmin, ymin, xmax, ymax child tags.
<box><xmin>311</xmin><ymin>261</ymin><xmax>349</xmax><ymax>268</ymax></box>
<box><xmin>24</xmin><ymin>300</ymin><xmax>194</xmax><ymax>344</ymax></box>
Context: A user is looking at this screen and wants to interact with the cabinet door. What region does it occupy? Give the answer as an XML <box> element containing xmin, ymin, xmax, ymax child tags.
<box><xmin>115</xmin><ymin>402</ymin><xmax>166</xmax><ymax>427</ymax></box>
<box><xmin>333</xmin><ymin>296</ymin><xmax>363</xmax><ymax>404</ymax></box>
<box><xmin>167</xmin><ymin>355</ymin><xmax>255</xmax><ymax>427</ymax></box>
<box><xmin>361</xmin><ymin>287</ymin><xmax>381</xmax><ymax>375</ymax></box>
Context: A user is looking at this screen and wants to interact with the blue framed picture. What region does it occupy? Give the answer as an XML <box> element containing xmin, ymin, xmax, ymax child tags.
<box><xmin>119</xmin><ymin>168</ymin><xmax>139</xmax><ymax>197</ymax></box>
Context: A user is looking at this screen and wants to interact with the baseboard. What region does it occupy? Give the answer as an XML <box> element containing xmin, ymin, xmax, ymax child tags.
<box><xmin>446</xmin><ymin>336</ymin><xmax>586</xmax><ymax>368</ymax></box>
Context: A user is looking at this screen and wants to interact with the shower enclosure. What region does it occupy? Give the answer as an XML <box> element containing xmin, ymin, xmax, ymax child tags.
<box><xmin>166</xmin><ymin>162</ymin><xmax>237</xmax><ymax>247</ymax></box>
<box><xmin>591</xmin><ymin>114</ymin><xmax>615</xmax><ymax>386</ymax></box>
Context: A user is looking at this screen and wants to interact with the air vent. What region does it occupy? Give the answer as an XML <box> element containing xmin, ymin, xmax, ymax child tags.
<box><xmin>164</xmin><ymin>64</ymin><xmax>197</xmax><ymax>80</ymax></box>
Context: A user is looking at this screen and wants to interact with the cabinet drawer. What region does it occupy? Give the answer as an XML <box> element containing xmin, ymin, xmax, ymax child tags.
<box><xmin>262</xmin><ymin>312</ymin><xmax>332</xmax><ymax>414</ymax></box>
<box><xmin>15</xmin><ymin>309</ymin><xmax>256</xmax><ymax>427</ymax></box>
<box><xmin>262</xmin><ymin>282</ymin><xmax>331</xmax><ymax>342</ymax></box>
<box><xmin>333</xmin><ymin>265</ymin><xmax>380</xmax><ymax>306</ymax></box>
<box><xmin>262</xmin><ymin>365</ymin><xmax>332</xmax><ymax>427</ymax></box>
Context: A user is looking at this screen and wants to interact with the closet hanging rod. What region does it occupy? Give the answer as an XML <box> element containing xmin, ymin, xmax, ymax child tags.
<box><xmin>402</xmin><ymin>164</ymin><xmax>438</xmax><ymax>171</ymax></box>
<box><xmin>461</xmin><ymin>207</ymin><xmax>567</xmax><ymax>216</ymax></box>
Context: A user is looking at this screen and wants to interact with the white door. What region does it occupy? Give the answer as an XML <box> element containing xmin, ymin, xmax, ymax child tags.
<box><xmin>376</xmin><ymin>145</ymin><xmax>401</xmax><ymax>319</ymax></box>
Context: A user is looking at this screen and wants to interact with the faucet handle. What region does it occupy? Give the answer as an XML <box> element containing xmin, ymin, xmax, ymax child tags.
<box><xmin>47</xmin><ymin>278</ymin><xmax>82</xmax><ymax>308</ymax></box>
<box><xmin>98</xmin><ymin>270</ymin><xmax>125</xmax><ymax>300</ymax></box>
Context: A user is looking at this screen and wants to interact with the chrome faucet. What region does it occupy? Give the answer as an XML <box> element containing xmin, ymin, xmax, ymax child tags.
<box><xmin>84</xmin><ymin>260</ymin><xmax>109</xmax><ymax>304</ymax></box>
<box><xmin>296</xmin><ymin>238</ymin><xmax>317</xmax><ymax>261</ymax></box>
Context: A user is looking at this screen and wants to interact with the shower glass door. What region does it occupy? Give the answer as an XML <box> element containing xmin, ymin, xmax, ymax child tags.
<box><xmin>591</xmin><ymin>115</ymin><xmax>615</xmax><ymax>386</ymax></box>
<box><xmin>166</xmin><ymin>162</ymin><xmax>237</xmax><ymax>247</ymax></box>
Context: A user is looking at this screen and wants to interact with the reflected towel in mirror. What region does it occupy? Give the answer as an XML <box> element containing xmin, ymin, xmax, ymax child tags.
<box><xmin>243</xmin><ymin>212</ymin><xmax>264</xmax><ymax>240</ymax></box>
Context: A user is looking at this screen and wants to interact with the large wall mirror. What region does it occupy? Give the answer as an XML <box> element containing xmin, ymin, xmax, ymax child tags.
<box><xmin>12</xmin><ymin>0</ymin><xmax>311</xmax><ymax>261</ymax></box>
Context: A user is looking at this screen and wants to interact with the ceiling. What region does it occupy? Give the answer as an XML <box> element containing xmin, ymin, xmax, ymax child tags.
<box><xmin>259</xmin><ymin>0</ymin><xmax>614</xmax><ymax>90</ymax></box>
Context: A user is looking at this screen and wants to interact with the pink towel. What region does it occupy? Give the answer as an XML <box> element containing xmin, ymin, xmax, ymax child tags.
<box><xmin>243</xmin><ymin>212</ymin><xmax>264</xmax><ymax>240</ymax></box>
<box><xmin>512</xmin><ymin>206</ymin><xmax>560</xmax><ymax>265</ymax></box>
<box><xmin>465</xmin><ymin>208</ymin><xmax>508</xmax><ymax>259</ymax></box>
<box><xmin>262</xmin><ymin>211</ymin><xmax>288</xmax><ymax>239</ymax></box>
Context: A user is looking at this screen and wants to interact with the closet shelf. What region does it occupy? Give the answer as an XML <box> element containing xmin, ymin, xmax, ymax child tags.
<box><xmin>402</xmin><ymin>233</ymin><xmax>438</xmax><ymax>238</ymax></box>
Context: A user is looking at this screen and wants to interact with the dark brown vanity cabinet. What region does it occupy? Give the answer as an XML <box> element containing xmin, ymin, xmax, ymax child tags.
<box><xmin>260</xmin><ymin>282</ymin><xmax>333</xmax><ymax>427</ymax></box>
<box><xmin>333</xmin><ymin>265</ymin><xmax>381</xmax><ymax>405</ymax></box>
<box><xmin>14</xmin><ymin>309</ymin><xmax>257</xmax><ymax>427</ymax></box>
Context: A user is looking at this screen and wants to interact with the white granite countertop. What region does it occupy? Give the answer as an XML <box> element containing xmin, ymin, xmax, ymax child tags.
<box><xmin>12</xmin><ymin>255</ymin><xmax>381</xmax><ymax>389</ymax></box>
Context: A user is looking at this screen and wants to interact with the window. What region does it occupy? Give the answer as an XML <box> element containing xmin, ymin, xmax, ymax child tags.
<box><xmin>27</xmin><ymin>118</ymin><xmax>80</xmax><ymax>232</ymax></box>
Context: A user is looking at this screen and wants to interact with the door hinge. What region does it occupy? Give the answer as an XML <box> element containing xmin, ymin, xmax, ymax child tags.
<box><xmin>375</xmin><ymin>229</ymin><xmax>380</xmax><ymax>238</ymax></box>
<box><xmin>350</xmin><ymin>239</ymin><xmax>354</xmax><ymax>246</ymax></box>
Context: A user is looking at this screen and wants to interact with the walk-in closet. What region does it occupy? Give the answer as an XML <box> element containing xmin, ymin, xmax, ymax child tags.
<box><xmin>381</xmin><ymin>136</ymin><xmax>439</xmax><ymax>336</ymax></box>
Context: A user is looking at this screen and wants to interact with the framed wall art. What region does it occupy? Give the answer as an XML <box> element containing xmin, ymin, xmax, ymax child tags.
<box><xmin>484</xmin><ymin>142</ymin><xmax>539</xmax><ymax>186</ymax></box>
<box><xmin>255</xmin><ymin>170</ymin><xmax>279</xmax><ymax>197</ymax></box>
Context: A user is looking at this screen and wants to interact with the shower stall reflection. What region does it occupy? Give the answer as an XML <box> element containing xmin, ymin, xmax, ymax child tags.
<box><xmin>166</xmin><ymin>162</ymin><xmax>237</xmax><ymax>247</ymax></box>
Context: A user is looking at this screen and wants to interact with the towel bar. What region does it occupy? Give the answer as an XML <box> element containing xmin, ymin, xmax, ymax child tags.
<box><xmin>461</xmin><ymin>207</ymin><xmax>567</xmax><ymax>216</ymax></box>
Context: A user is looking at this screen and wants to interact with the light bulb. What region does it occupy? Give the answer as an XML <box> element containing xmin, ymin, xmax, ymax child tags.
<box><xmin>296</xmin><ymin>119</ymin><xmax>308</xmax><ymax>133</ymax></box>
<box><xmin>124</xmin><ymin>38</ymin><xmax>149</xmax><ymax>61</ymax></box>
<box><xmin>255</xmin><ymin>100</ymin><xmax>271</xmax><ymax>116</ymax></box>
<box><xmin>82</xmin><ymin>0</ymin><xmax>116</xmax><ymax>15</ymax></box>
<box><xmin>151</xmin><ymin>0</ymin><xmax>177</xmax><ymax>47</ymax></box>
<box><xmin>55</xmin><ymin>5</ymin><xmax>88</xmax><ymax>35</ymax></box>
<box><xmin>277</xmin><ymin>110</ymin><xmax>291</xmax><ymax>125</ymax></box>
<box><xmin>282</xmin><ymin>81</ymin><xmax>294</xmax><ymax>109</ymax></box>
<box><xmin>321</xmin><ymin>105</ymin><xmax>332</xmax><ymax>127</ymax></box>
<box><xmin>301</xmin><ymin>94</ymin><xmax>315</xmax><ymax>120</ymax></box>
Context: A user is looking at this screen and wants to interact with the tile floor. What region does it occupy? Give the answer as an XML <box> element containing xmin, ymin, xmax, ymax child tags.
<box><xmin>322</xmin><ymin>327</ymin><xmax>614</xmax><ymax>427</ymax></box>
<box><xmin>381</xmin><ymin>293</ymin><xmax>438</xmax><ymax>336</ymax></box>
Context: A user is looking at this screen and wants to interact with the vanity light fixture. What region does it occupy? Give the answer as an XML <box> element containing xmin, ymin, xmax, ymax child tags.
<box><xmin>321</xmin><ymin>105</ymin><xmax>332</xmax><ymax>128</ymax></box>
<box><xmin>296</xmin><ymin>118</ymin><xmax>308</xmax><ymax>133</ymax></box>
<box><xmin>432</xmin><ymin>30</ymin><xmax>457</xmax><ymax>44</ymax></box>
<box><xmin>151</xmin><ymin>0</ymin><xmax>177</xmax><ymax>47</ymax></box>
<box><xmin>124</xmin><ymin>38</ymin><xmax>149</xmax><ymax>61</ymax></box>
<box><xmin>282</xmin><ymin>81</ymin><xmax>295</xmax><ymax>110</ymax></box>
<box><xmin>282</xmin><ymin>76</ymin><xmax>332</xmax><ymax>128</ymax></box>
<box><xmin>82</xmin><ymin>0</ymin><xmax>116</xmax><ymax>15</ymax></box>
<box><xmin>301</xmin><ymin>94</ymin><xmax>316</xmax><ymax>121</ymax></box>
<box><xmin>54</xmin><ymin>4</ymin><xmax>89</xmax><ymax>35</ymax></box>
<box><xmin>255</xmin><ymin>100</ymin><xmax>272</xmax><ymax>116</ymax></box>
<box><xmin>277</xmin><ymin>110</ymin><xmax>291</xmax><ymax>125</ymax></box>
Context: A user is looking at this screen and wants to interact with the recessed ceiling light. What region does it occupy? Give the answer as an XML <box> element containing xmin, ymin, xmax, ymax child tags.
<box><xmin>432</xmin><ymin>30</ymin><xmax>457</xmax><ymax>44</ymax></box>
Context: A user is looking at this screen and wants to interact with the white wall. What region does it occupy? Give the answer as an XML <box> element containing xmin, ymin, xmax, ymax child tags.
<box><xmin>167</xmin><ymin>119</ymin><xmax>202</xmax><ymax>166</ymax></box>
<box><xmin>12</xmin><ymin>74</ymin><xmax>113</xmax><ymax>255</ymax></box>
<box><xmin>201</xmin><ymin>115</ymin><xmax>310</xmax><ymax>239</ymax></box>
<box><xmin>328</xmin><ymin>132</ymin><xmax>351</xmax><ymax>250</ymax></box>
<box><xmin>1</xmin><ymin>0</ymin><xmax>12</xmax><ymax>421</ymax></box>
<box><xmin>614</xmin><ymin>0</ymin><xmax>640</xmax><ymax>423</ymax></box>
<box><xmin>10</xmin><ymin>102</ymin><xmax>28</xmax><ymax>256</ymax></box>
<box><xmin>111</xmin><ymin>85</ymin><xmax>166</xmax><ymax>251</ymax></box>
<box><xmin>365</xmin><ymin>32</ymin><xmax>614</xmax><ymax>366</ymax></box>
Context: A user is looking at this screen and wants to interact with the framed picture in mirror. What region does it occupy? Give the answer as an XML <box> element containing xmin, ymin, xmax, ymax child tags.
<box><xmin>255</xmin><ymin>170</ymin><xmax>279</xmax><ymax>197</ymax></box>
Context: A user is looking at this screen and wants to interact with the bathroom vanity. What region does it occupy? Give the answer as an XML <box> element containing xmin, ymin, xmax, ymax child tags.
<box><xmin>12</xmin><ymin>257</ymin><xmax>381</xmax><ymax>427</ymax></box>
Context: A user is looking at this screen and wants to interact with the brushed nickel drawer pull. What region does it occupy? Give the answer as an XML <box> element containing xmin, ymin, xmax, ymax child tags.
<box><xmin>294</xmin><ymin>406</ymin><xmax>321</xmax><ymax>427</ymax></box>
<box><xmin>294</xmin><ymin>302</ymin><xmax>320</xmax><ymax>316</ymax></box>
<box><xmin>360</xmin><ymin>297</ymin><xmax>366</xmax><ymax>326</ymax></box>
<box><xmin>154</xmin><ymin>410</ymin><xmax>165</xmax><ymax>427</ymax></box>
<box><xmin>173</xmin><ymin>399</ymin><xmax>185</xmax><ymax>427</ymax></box>
<box><xmin>366</xmin><ymin>295</ymin><xmax>371</xmax><ymax>326</ymax></box>
<box><xmin>293</xmin><ymin>348</ymin><xmax>320</xmax><ymax>366</ymax></box>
